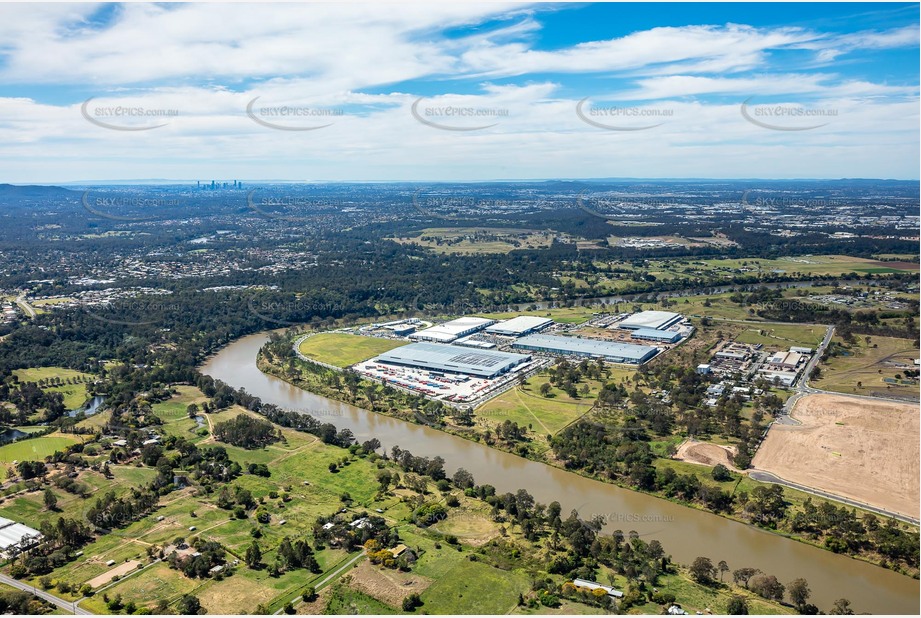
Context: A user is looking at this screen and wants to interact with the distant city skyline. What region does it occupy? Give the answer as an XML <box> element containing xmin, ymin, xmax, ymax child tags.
<box><xmin>1</xmin><ymin>2</ymin><xmax>918</xmax><ymax>182</ymax></box>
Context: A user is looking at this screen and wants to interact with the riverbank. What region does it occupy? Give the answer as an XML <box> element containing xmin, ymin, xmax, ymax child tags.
<box><xmin>258</xmin><ymin>347</ymin><xmax>920</xmax><ymax>579</ymax></box>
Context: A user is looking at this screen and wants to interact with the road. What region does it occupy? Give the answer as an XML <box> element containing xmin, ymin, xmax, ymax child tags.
<box><xmin>753</xmin><ymin>324</ymin><xmax>921</xmax><ymax>524</ymax></box>
<box><xmin>272</xmin><ymin>551</ymin><xmax>365</xmax><ymax>615</ymax></box>
<box><xmin>15</xmin><ymin>294</ymin><xmax>36</xmax><ymax>319</ymax></box>
<box><xmin>748</xmin><ymin>470</ymin><xmax>920</xmax><ymax>526</ymax></box>
<box><xmin>0</xmin><ymin>573</ymin><xmax>92</xmax><ymax>614</ymax></box>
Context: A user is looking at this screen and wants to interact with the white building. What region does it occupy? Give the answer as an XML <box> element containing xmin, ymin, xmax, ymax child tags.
<box><xmin>408</xmin><ymin>317</ymin><xmax>495</xmax><ymax>343</ymax></box>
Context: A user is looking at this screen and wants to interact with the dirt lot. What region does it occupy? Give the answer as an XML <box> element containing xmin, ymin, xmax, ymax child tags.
<box><xmin>753</xmin><ymin>394</ymin><xmax>920</xmax><ymax>519</ymax></box>
<box><xmin>86</xmin><ymin>560</ymin><xmax>142</xmax><ymax>589</ymax></box>
<box><xmin>347</xmin><ymin>559</ymin><xmax>433</xmax><ymax>608</ymax></box>
<box><xmin>675</xmin><ymin>440</ymin><xmax>738</xmax><ymax>470</ymax></box>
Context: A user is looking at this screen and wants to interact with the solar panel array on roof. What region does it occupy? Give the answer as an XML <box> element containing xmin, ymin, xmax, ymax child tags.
<box><xmin>374</xmin><ymin>342</ymin><xmax>530</xmax><ymax>378</ymax></box>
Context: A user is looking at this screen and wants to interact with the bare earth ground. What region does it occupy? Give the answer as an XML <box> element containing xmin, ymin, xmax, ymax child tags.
<box><xmin>675</xmin><ymin>439</ymin><xmax>739</xmax><ymax>471</ymax></box>
<box><xmin>86</xmin><ymin>560</ymin><xmax>142</xmax><ymax>589</ymax></box>
<box><xmin>347</xmin><ymin>560</ymin><xmax>433</xmax><ymax>608</ymax></box>
<box><xmin>753</xmin><ymin>394</ymin><xmax>920</xmax><ymax>519</ymax></box>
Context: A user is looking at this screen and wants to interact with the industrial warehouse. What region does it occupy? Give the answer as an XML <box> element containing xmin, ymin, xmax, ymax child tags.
<box><xmin>373</xmin><ymin>342</ymin><xmax>531</xmax><ymax>379</ymax></box>
<box><xmin>513</xmin><ymin>334</ymin><xmax>659</xmax><ymax>364</ymax></box>
<box><xmin>408</xmin><ymin>316</ymin><xmax>495</xmax><ymax>343</ymax></box>
<box><xmin>354</xmin><ymin>342</ymin><xmax>544</xmax><ymax>406</ymax></box>
<box><xmin>485</xmin><ymin>315</ymin><xmax>553</xmax><ymax>336</ymax></box>
<box><xmin>303</xmin><ymin>309</ymin><xmax>692</xmax><ymax>406</ymax></box>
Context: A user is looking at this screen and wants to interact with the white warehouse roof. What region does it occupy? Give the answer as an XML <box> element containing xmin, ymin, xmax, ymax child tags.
<box><xmin>618</xmin><ymin>310</ymin><xmax>683</xmax><ymax>331</ymax></box>
<box><xmin>409</xmin><ymin>317</ymin><xmax>495</xmax><ymax>343</ymax></box>
<box><xmin>485</xmin><ymin>315</ymin><xmax>553</xmax><ymax>336</ymax></box>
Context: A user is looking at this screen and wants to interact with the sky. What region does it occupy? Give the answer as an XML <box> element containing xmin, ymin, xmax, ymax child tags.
<box><xmin>0</xmin><ymin>1</ymin><xmax>918</xmax><ymax>182</ymax></box>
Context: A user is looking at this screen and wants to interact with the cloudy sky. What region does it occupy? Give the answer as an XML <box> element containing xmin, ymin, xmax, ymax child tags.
<box><xmin>1</xmin><ymin>1</ymin><xmax>918</xmax><ymax>182</ymax></box>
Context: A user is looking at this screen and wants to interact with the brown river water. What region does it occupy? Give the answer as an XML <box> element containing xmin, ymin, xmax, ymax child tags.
<box><xmin>202</xmin><ymin>332</ymin><xmax>919</xmax><ymax>614</ymax></box>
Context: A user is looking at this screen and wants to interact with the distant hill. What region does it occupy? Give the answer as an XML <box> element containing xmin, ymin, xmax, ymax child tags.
<box><xmin>0</xmin><ymin>184</ymin><xmax>76</xmax><ymax>199</ymax></box>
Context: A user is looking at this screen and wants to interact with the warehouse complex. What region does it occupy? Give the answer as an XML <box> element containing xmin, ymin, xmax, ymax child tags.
<box><xmin>513</xmin><ymin>334</ymin><xmax>659</xmax><ymax>364</ymax></box>
<box><xmin>629</xmin><ymin>327</ymin><xmax>682</xmax><ymax>343</ymax></box>
<box><xmin>409</xmin><ymin>317</ymin><xmax>495</xmax><ymax>343</ymax></box>
<box><xmin>617</xmin><ymin>310</ymin><xmax>683</xmax><ymax>331</ymax></box>
<box><xmin>374</xmin><ymin>342</ymin><xmax>531</xmax><ymax>378</ymax></box>
<box><xmin>485</xmin><ymin>315</ymin><xmax>553</xmax><ymax>336</ymax></box>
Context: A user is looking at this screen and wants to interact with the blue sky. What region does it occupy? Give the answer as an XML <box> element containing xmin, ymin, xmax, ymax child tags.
<box><xmin>0</xmin><ymin>2</ymin><xmax>918</xmax><ymax>182</ymax></box>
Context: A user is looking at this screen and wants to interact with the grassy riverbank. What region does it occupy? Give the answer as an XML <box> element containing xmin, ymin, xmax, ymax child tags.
<box><xmin>258</xmin><ymin>348</ymin><xmax>920</xmax><ymax>579</ymax></box>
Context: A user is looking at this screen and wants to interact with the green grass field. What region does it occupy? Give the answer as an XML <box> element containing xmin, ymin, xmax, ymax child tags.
<box><xmin>12</xmin><ymin>367</ymin><xmax>95</xmax><ymax>410</ymax></box>
<box><xmin>477</xmin><ymin>374</ymin><xmax>598</xmax><ymax>440</ymax></box>
<box><xmin>0</xmin><ymin>434</ymin><xmax>83</xmax><ymax>464</ymax></box>
<box><xmin>391</xmin><ymin>227</ymin><xmax>553</xmax><ymax>255</ymax></box>
<box><xmin>735</xmin><ymin>323</ymin><xmax>827</xmax><ymax>350</ymax></box>
<box><xmin>814</xmin><ymin>335</ymin><xmax>919</xmax><ymax>399</ymax></box>
<box><xmin>297</xmin><ymin>333</ymin><xmax>407</xmax><ymax>368</ymax></box>
<box><xmin>419</xmin><ymin>558</ymin><xmax>531</xmax><ymax>614</ymax></box>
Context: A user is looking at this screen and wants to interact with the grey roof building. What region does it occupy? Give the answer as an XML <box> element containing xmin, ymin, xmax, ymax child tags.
<box><xmin>513</xmin><ymin>334</ymin><xmax>658</xmax><ymax>364</ymax></box>
<box><xmin>374</xmin><ymin>342</ymin><xmax>530</xmax><ymax>378</ymax></box>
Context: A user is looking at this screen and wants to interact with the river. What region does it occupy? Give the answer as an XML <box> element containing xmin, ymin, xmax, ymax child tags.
<box><xmin>202</xmin><ymin>332</ymin><xmax>919</xmax><ymax>614</ymax></box>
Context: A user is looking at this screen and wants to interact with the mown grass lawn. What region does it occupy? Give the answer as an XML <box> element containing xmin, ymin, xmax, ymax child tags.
<box><xmin>297</xmin><ymin>332</ymin><xmax>407</xmax><ymax>368</ymax></box>
<box><xmin>477</xmin><ymin>374</ymin><xmax>597</xmax><ymax>438</ymax></box>
<box><xmin>419</xmin><ymin>558</ymin><xmax>531</xmax><ymax>614</ymax></box>
<box><xmin>0</xmin><ymin>434</ymin><xmax>83</xmax><ymax>464</ymax></box>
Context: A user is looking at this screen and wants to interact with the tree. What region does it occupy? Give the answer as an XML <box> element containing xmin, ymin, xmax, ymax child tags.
<box><xmin>302</xmin><ymin>587</ymin><xmax>317</xmax><ymax>603</ymax></box>
<box><xmin>177</xmin><ymin>595</ymin><xmax>204</xmax><ymax>615</ymax></box>
<box><xmin>43</xmin><ymin>488</ymin><xmax>57</xmax><ymax>511</ymax></box>
<box><xmin>717</xmin><ymin>560</ymin><xmax>729</xmax><ymax>582</ymax></box>
<box><xmin>749</xmin><ymin>574</ymin><xmax>785</xmax><ymax>601</ymax></box>
<box><xmin>689</xmin><ymin>557</ymin><xmax>716</xmax><ymax>585</ymax></box>
<box><xmin>246</xmin><ymin>541</ymin><xmax>262</xmax><ymax>569</ymax></box>
<box><xmin>727</xmin><ymin>595</ymin><xmax>749</xmax><ymax>615</ymax></box>
<box><xmin>732</xmin><ymin>567</ymin><xmax>760</xmax><ymax>588</ymax></box>
<box><xmin>540</xmin><ymin>383</ymin><xmax>552</xmax><ymax>397</ymax></box>
<box><xmin>829</xmin><ymin>598</ymin><xmax>854</xmax><ymax>615</ymax></box>
<box><xmin>712</xmin><ymin>464</ymin><xmax>732</xmax><ymax>482</ymax></box>
<box><xmin>402</xmin><ymin>593</ymin><xmax>422</xmax><ymax>611</ymax></box>
<box><xmin>788</xmin><ymin>578</ymin><xmax>810</xmax><ymax>609</ymax></box>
